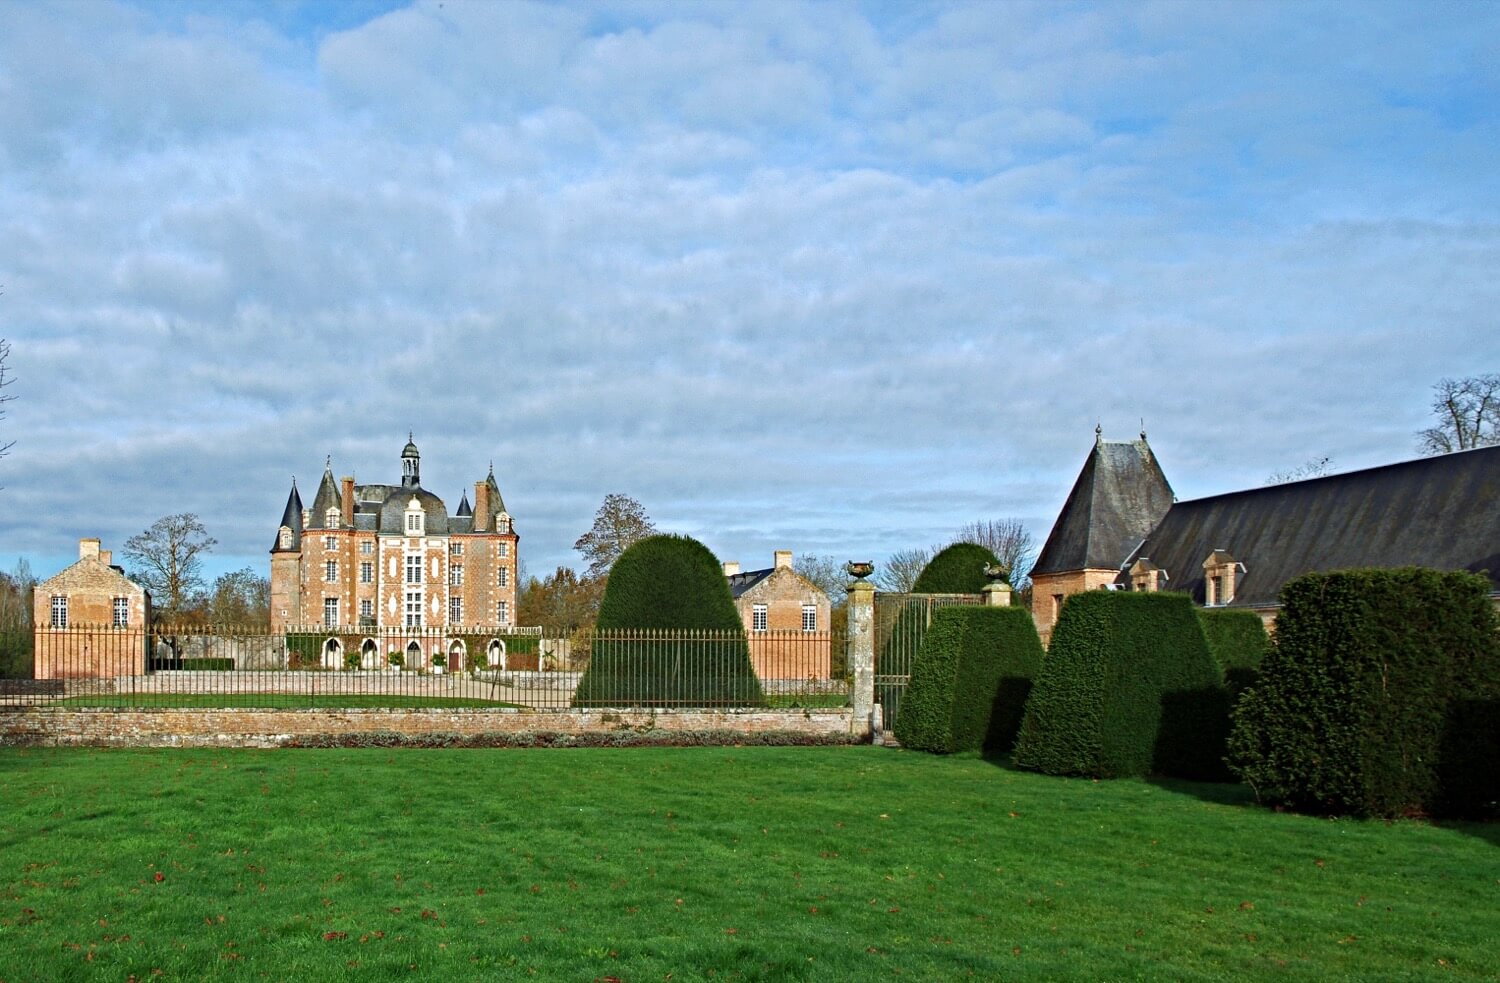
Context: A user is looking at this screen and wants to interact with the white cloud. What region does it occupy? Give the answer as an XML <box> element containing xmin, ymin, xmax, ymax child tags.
<box><xmin>0</xmin><ymin>0</ymin><xmax>1496</xmax><ymax>584</ymax></box>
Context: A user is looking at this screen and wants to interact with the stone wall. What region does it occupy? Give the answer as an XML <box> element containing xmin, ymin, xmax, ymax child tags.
<box><xmin>0</xmin><ymin>707</ymin><xmax>860</xmax><ymax>748</ymax></box>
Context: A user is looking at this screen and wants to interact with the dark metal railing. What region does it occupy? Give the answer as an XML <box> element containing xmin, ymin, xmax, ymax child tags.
<box><xmin>2</xmin><ymin>622</ymin><xmax>849</xmax><ymax>711</ymax></box>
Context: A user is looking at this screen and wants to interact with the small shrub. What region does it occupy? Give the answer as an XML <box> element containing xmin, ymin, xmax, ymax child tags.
<box><xmin>912</xmin><ymin>543</ymin><xmax>1001</xmax><ymax>594</ymax></box>
<box><xmin>181</xmin><ymin>657</ymin><xmax>234</xmax><ymax>672</ymax></box>
<box><xmin>895</xmin><ymin>606</ymin><xmax>1042</xmax><ymax>754</ymax></box>
<box><xmin>573</xmin><ymin>535</ymin><xmax>764</xmax><ymax>707</ymax></box>
<box><xmin>1013</xmin><ymin>591</ymin><xmax>1224</xmax><ymax>779</ymax></box>
<box><xmin>387</xmin><ymin>651</ymin><xmax>404</xmax><ymax>669</ymax></box>
<box><xmin>1228</xmin><ymin>568</ymin><xmax>1500</xmax><ymax>818</ymax></box>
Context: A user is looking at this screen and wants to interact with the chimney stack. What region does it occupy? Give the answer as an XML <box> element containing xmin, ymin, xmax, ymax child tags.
<box><xmin>99</xmin><ymin>550</ymin><xmax>112</xmax><ymax>566</ymax></box>
<box><xmin>341</xmin><ymin>477</ymin><xmax>355</xmax><ymax>527</ymax></box>
<box><xmin>723</xmin><ymin>561</ymin><xmax>740</xmax><ymax>577</ymax></box>
<box><xmin>774</xmin><ymin>550</ymin><xmax>793</xmax><ymax>570</ymax></box>
<box><xmin>474</xmin><ymin>480</ymin><xmax>490</xmax><ymax>532</ymax></box>
<box><xmin>80</xmin><ymin>538</ymin><xmax>101</xmax><ymax>561</ymax></box>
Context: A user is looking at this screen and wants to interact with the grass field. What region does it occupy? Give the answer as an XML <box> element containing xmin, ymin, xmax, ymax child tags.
<box><xmin>0</xmin><ymin>746</ymin><xmax>1495</xmax><ymax>981</ymax></box>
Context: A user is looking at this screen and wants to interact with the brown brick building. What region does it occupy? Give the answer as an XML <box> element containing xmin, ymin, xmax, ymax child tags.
<box><xmin>270</xmin><ymin>437</ymin><xmax>519</xmax><ymax>668</ymax></box>
<box><xmin>32</xmin><ymin>538</ymin><xmax>151</xmax><ymax>679</ymax></box>
<box><xmin>724</xmin><ymin>551</ymin><xmax>832</xmax><ymax>680</ymax></box>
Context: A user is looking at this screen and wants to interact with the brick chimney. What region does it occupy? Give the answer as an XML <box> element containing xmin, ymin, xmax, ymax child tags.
<box><xmin>774</xmin><ymin>550</ymin><xmax>792</xmax><ymax>570</ymax></box>
<box><xmin>80</xmin><ymin>538</ymin><xmax>101</xmax><ymax>561</ymax></box>
<box><xmin>473</xmin><ymin>480</ymin><xmax>489</xmax><ymax>532</ymax></box>
<box><xmin>723</xmin><ymin>561</ymin><xmax>740</xmax><ymax>576</ymax></box>
<box><xmin>99</xmin><ymin>550</ymin><xmax>112</xmax><ymax>566</ymax></box>
<box><xmin>341</xmin><ymin>477</ymin><xmax>355</xmax><ymax>527</ymax></box>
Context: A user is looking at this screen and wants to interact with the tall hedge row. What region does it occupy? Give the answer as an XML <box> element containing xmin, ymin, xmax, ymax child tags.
<box><xmin>572</xmin><ymin>535</ymin><xmax>764</xmax><ymax>707</ymax></box>
<box><xmin>912</xmin><ymin>543</ymin><xmax>1001</xmax><ymax>594</ymax></box>
<box><xmin>1196</xmin><ymin>608</ymin><xmax>1269</xmax><ymax>702</ymax></box>
<box><xmin>894</xmin><ymin>606</ymin><xmax>1043</xmax><ymax>754</ymax></box>
<box><xmin>1227</xmin><ymin>568</ymin><xmax>1500</xmax><ymax>818</ymax></box>
<box><xmin>1013</xmin><ymin>590</ymin><xmax>1226</xmax><ymax>779</ymax></box>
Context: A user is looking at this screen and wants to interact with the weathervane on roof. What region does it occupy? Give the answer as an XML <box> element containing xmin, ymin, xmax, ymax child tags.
<box><xmin>1095</xmin><ymin>422</ymin><xmax>1103</xmax><ymax>442</ymax></box>
<box><xmin>1140</xmin><ymin>418</ymin><xmax>1147</xmax><ymax>441</ymax></box>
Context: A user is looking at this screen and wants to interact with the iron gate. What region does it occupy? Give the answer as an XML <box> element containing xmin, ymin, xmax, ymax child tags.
<box><xmin>873</xmin><ymin>592</ymin><xmax>984</xmax><ymax>732</ymax></box>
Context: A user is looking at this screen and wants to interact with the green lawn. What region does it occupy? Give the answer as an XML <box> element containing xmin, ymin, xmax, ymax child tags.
<box><xmin>52</xmin><ymin>694</ymin><xmax>524</xmax><ymax>710</ymax></box>
<box><xmin>0</xmin><ymin>747</ymin><xmax>1494</xmax><ymax>981</ymax></box>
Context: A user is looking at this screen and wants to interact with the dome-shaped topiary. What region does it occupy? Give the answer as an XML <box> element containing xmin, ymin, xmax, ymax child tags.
<box><xmin>912</xmin><ymin>543</ymin><xmax>1001</xmax><ymax>594</ymax></box>
<box><xmin>573</xmin><ymin>534</ymin><xmax>764</xmax><ymax>707</ymax></box>
<box><xmin>595</xmin><ymin>534</ymin><xmax>745</xmax><ymax>631</ymax></box>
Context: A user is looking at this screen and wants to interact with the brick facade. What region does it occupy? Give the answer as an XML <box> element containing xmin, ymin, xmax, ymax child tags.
<box><xmin>725</xmin><ymin>551</ymin><xmax>833</xmax><ymax>680</ymax></box>
<box><xmin>271</xmin><ymin>440</ymin><xmax>519</xmax><ymax>668</ymax></box>
<box><xmin>31</xmin><ymin>539</ymin><xmax>150</xmax><ymax>679</ymax></box>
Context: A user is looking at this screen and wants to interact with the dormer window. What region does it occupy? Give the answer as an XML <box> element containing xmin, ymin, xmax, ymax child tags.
<box><xmin>496</xmin><ymin>513</ymin><xmax>511</xmax><ymax>534</ymax></box>
<box><xmin>279</xmin><ymin>526</ymin><xmax>293</xmax><ymax>549</ymax></box>
<box><xmin>1128</xmin><ymin>558</ymin><xmax>1168</xmax><ymax>593</ymax></box>
<box><xmin>326</xmin><ymin>507</ymin><xmax>340</xmax><ymax>528</ymax></box>
<box><xmin>404</xmin><ymin>498</ymin><xmax>424</xmax><ymax>536</ymax></box>
<box><xmin>1202</xmin><ymin>550</ymin><xmax>1245</xmax><ymax>606</ymax></box>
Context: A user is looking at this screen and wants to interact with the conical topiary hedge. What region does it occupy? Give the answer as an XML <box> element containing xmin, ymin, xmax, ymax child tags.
<box><xmin>572</xmin><ymin>534</ymin><xmax>764</xmax><ymax>707</ymax></box>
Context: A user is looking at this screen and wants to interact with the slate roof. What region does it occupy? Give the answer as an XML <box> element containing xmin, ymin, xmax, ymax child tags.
<box><xmin>1032</xmin><ymin>436</ymin><xmax>1175</xmax><ymax>576</ymax></box>
<box><xmin>1117</xmin><ymin>445</ymin><xmax>1500</xmax><ymax>607</ymax></box>
<box><xmin>271</xmin><ymin>482</ymin><xmax>304</xmax><ymax>551</ymax></box>
<box><xmin>726</xmin><ymin>568</ymin><xmax>774</xmax><ymax>598</ymax></box>
<box><xmin>271</xmin><ymin>440</ymin><xmax>515</xmax><ymax>549</ymax></box>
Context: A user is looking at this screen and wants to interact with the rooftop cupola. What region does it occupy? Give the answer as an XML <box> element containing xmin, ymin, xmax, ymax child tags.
<box><xmin>401</xmin><ymin>433</ymin><xmax>421</xmax><ymax>488</ymax></box>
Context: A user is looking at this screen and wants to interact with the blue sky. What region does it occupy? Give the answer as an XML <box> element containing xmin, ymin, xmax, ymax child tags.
<box><xmin>1</xmin><ymin>0</ymin><xmax>1496</xmax><ymax>586</ymax></box>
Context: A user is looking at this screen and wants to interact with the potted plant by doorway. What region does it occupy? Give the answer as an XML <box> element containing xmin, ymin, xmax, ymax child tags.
<box><xmin>432</xmin><ymin>652</ymin><xmax>447</xmax><ymax>675</ymax></box>
<box><xmin>387</xmin><ymin>651</ymin><xmax>404</xmax><ymax>673</ymax></box>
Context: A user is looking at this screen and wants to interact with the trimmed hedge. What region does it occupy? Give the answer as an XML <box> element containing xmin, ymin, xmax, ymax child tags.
<box><xmin>894</xmin><ymin>606</ymin><xmax>1042</xmax><ymax>754</ymax></box>
<box><xmin>912</xmin><ymin>543</ymin><xmax>1001</xmax><ymax>594</ymax></box>
<box><xmin>1013</xmin><ymin>590</ymin><xmax>1225</xmax><ymax>779</ymax></box>
<box><xmin>573</xmin><ymin>535</ymin><xmax>764</xmax><ymax>707</ymax></box>
<box><xmin>1197</xmin><ymin>608</ymin><xmax>1269</xmax><ymax>702</ymax></box>
<box><xmin>1227</xmin><ymin>568</ymin><xmax>1500</xmax><ymax>818</ymax></box>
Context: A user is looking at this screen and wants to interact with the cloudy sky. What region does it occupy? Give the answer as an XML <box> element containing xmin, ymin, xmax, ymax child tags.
<box><xmin>1</xmin><ymin>0</ymin><xmax>1496</xmax><ymax>586</ymax></box>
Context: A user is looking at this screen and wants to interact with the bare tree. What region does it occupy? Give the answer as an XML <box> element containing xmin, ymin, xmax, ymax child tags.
<box><xmin>1417</xmin><ymin>374</ymin><xmax>1500</xmax><ymax>455</ymax></box>
<box><xmin>793</xmin><ymin>553</ymin><xmax>848</xmax><ymax>606</ymax></box>
<box><xmin>952</xmin><ymin>518</ymin><xmax>1036</xmax><ymax>587</ymax></box>
<box><xmin>1265</xmin><ymin>456</ymin><xmax>1335</xmax><ymax>485</ymax></box>
<box><xmin>0</xmin><ymin>336</ymin><xmax>15</xmax><ymax>465</ymax></box>
<box><xmin>207</xmin><ymin>568</ymin><xmax>271</xmax><ymax>626</ymax></box>
<box><xmin>876</xmin><ymin>547</ymin><xmax>932</xmax><ymax>593</ymax></box>
<box><xmin>123</xmin><ymin>514</ymin><xmax>216</xmax><ymax>620</ymax></box>
<box><xmin>573</xmin><ymin>493</ymin><xmax>657</xmax><ymax>579</ymax></box>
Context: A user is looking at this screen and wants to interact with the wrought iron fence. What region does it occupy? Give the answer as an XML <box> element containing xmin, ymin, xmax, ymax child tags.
<box><xmin>2</xmin><ymin>623</ymin><xmax>848</xmax><ymax>711</ymax></box>
<box><xmin>873</xmin><ymin>593</ymin><xmax>985</xmax><ymax>730</ymax></box>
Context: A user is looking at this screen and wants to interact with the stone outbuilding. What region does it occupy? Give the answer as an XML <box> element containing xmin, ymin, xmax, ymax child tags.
<box><xmin>1031</xmin><ymin>431</ymin><xmax>1500</xmax><ymax>641</ymax></box>
<box><xmin>32</xmin><ymin>538</ymin><xmax>151</xmax><ymax>679</ymax></box>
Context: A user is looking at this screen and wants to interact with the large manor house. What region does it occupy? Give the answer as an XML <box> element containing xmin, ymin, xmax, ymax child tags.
<box><xmin>269</xmin><ymin>437</ymin><xmax>519</xmax><ymax>635</ymax></box>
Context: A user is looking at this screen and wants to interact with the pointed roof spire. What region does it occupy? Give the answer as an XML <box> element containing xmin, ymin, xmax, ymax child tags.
<box><xmin>272</xmin><ymin>479</ymin><xmax>305</xmax><ymax>551</ymax></box>
<box><xmin>456</xmin><ymin>490</ymin><xmax>473</xmax><ymax>517</ymax></box>
<box><xmin>1032</xmin><ymin>434</ymin><xmax>1175</xmax><ymax>576</ymax></box>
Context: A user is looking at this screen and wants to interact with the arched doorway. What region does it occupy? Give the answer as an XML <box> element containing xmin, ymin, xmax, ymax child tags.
<box><xmin>405</xmin><ymin>639</ymin><xmax>423</xmax><ymax>669</ymax></box>
<box><xmin>360</xmin><ymin>638</ymin><xmax>378</xmax><ymax>669</ymax></box>
<box><xmin>448</xmin><ymin>639</ymin><xmax>466</xmax><ymax>673</ymax></box>
<box><xmin>487</xmin><ymin>639</ymin><xmax>506</xmax><ymax>670</ymax></box>
<box><xmin>322</xmin><ymin>637</ymin><xmax>342</xmax><ymax>669</ymax></box>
